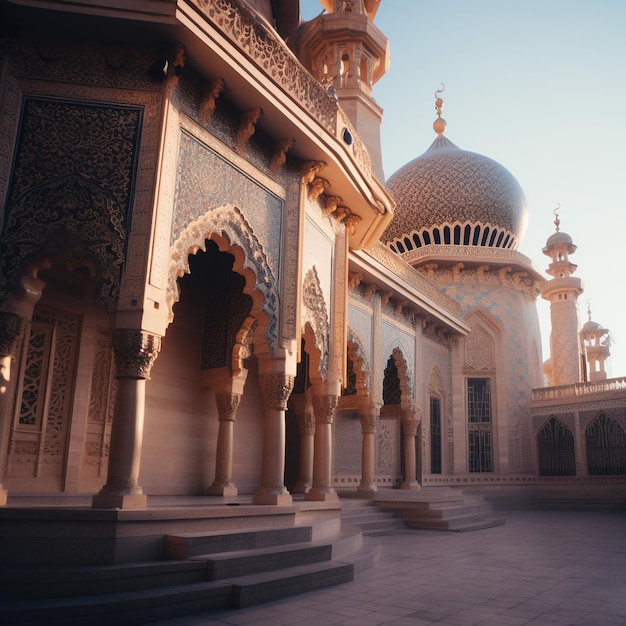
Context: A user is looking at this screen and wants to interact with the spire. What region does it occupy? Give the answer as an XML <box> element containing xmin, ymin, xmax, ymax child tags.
<box><xmin>553</xmin><ymin>204</ymin><xmax>560</xmax><ymax>232</ymax></box>
<box><xmin>433</xmin><ymin>83</ymin><xmax>447</xmax><ymax>136</ymax></box>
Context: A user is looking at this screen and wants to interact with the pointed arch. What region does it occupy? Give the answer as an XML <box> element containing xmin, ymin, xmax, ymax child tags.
<box><xmin>168</xmin><ymin>205</ymin><xmax>278</xmax><ymax>353</ymax></box>
<box><xmin>537</xmin><ymin>416</ymin><xmax>576</xmax><ymax>476</ymax></box>
<box><xmin>585</xmin><ymin>412</ymin><xmax>626</xmax><ymax>475</ymax></box>
<box><xmin>301</xmin><ymin>266</ymin><xmax>330</xmax><ymax>381</ymax></box>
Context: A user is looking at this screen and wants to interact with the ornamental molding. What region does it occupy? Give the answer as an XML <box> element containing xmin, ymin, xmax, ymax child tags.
<box><xmin>364</xmin><ymin>243</ymin><xmax>461</xmax><ymax>317</ymax></box>
<box><xmin>168</xmin><ymin>205</ymin><xmax>279</xmax><ymax>353</ymax></box>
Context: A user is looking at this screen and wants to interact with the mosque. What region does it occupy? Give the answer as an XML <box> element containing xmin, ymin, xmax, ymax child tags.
<box><xmin>0</xmin><ymin>0</ymin><xmax>625</xmax><ymax>619</ymax></box>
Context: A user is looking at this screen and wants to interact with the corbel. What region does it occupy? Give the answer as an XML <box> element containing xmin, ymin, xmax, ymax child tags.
<box><xmin>270</xmin><ymin>137</ymin><xmax>295</xmax><ymax>173</ymax></box>
<box><xmin>198</xmin><ymin>77</ymin><xmax>224</xmax><ymax>125</ymax></box>
<box><xmin>235</xmin><ymin>107</ymin><xmax>262</xmax><ymax>155</ymax></box>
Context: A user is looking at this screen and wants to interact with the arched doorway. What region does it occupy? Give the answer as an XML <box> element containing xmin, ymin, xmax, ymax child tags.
<box><xmin>537</xmin><ymin>417</ymin><xmax>576</xmax><ymax>476</ymax></box>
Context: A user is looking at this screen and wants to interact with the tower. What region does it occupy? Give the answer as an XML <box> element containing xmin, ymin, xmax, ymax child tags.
<box><xmin>580</xmin><ymin>304</ymin><xmax>611</xmax><ymax>381</ymax></box>
<box><xmin>540</xmin><ymin>210</ymin><xmax>584</xmax><ymax>386</ymax></box>
<box><xmin>294</xmin><ymin>0</ymin><xmax>390</xmax><ymax>180</ymax></box>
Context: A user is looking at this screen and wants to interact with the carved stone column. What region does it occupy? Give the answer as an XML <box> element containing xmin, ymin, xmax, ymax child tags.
<box><xmin>290</xmin><ymin>392</ymin><xmax>315</xmax><ymax>494</ymax></box>
<box><xmin>254</xmin><ymin>370</ymin><xmax>294</xmax><ymax>505</ymax></box>
<box><xmin>206</xmin><ymin>391</ymin><xmax>241</xmax><ymax>496</ymax></box>
<box><xmin>0</xmin><ymin>313</ymin><xmax>27</xmax><ymax>506</ymax></box>
<box><xmin>401</xmin><ymin>409</ymin><xmax>421</xmax><ymax>491</ymax></box>
<box><xmin>92</xmin><ymin>329</ymin><xmax>161</xmax><ymax>509</ymax></box>
<box><xmin>358</xmin><ymin>404</ymin><xmax>379</xmax><ymax>493</ymax></box>
<box><xmin>306</xmin><ymin>384</ymin><xmax>339</xmax><ymax>502</ymax></box>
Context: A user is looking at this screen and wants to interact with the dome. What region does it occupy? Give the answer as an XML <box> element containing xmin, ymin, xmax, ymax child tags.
<box><xmin>543</xmin><ymin>229</ymin><xmax>575</xmax><ymax>254</ymax></box>
<box><xmin>581</xmin><ymin>319</ymin><xmax>603</xmax><ymax>333</ymax></box>
<box><xmin>382</xmin><ymin>134</ymin><xmax>528</xmax><ymax>252</ymax></box>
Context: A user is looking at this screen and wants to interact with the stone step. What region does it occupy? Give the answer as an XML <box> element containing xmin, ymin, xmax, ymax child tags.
<box><xmin>406</xmin><ymin>516</ymin><xmax>506</xmax><ymax>532</ymax></box>
<box><xmin>165</xmin><ymin>524</ymin><xmax>313</xmax><ymax>559</ymax></box>
<box><xmin>0</xmin><ymin>539</ymin><xmax>381</xmax><ymax>624</ymax></box>
<box><xmin>394</xmin><ymin>501</ymin><xmax>493</xmax><ymax>521</ymax></box>
<box><xmin>0</xmin><ymin>560</ymin><xmax>206</xmax><ymax>601</ymax></box>
<box><xmin>193</xmin><ymin>527</ymin><xmax>362</xmax><ymax>580</ymax></box>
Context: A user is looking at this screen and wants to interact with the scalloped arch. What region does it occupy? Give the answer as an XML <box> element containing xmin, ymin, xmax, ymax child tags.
<box><xmin>168</xmin><ymin>205</ymin><xmax>279</xmax><ymax>353</ymax></box>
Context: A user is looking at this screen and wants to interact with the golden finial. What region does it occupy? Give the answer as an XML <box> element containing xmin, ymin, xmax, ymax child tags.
<box><xmin>587</xmin><ymin>300</ymin><xmax>592</xmax><ymax>322</ymax></box>
<box><xmin>433</xmin><ymin>83</ymin><xmax>446</xmax><ymax>135</ymax></box>
<box><xmin>553</xmin><ymin>203</ymin><xmax>561</xmax><ymax>232</ymax></box>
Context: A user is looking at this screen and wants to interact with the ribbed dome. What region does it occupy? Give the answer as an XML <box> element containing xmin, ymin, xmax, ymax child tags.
<box><xmin>383</xmin><ymin>135</ymin><xmax>528</xmax><ymax>251</ymax></box>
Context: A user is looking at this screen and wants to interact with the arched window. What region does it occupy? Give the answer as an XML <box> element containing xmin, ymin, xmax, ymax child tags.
<box><xmin>443</xmin><ymin>226</ymin><xmax>451</xmax><ymax>245</ymax></box>
<box><xmin>412</xmin><ymin>233</ymin><xmax>422</xmax><ymax>248</ymax></box>
<box><xmin>404</xmin><ymin>237</ymin><xmax>413</xmax><ymax>251</ymax></box>
<box><xmin>396</xmin><ymin>241</ymin><xmax>405</xmax><ymax>253</ymax></box>
<box><xmin>480</xmin><ymin>227</ymin><xmax>490</xmax><ymax>246</ymax></box>
<box><xmin>430</xmin><ymin>396</ymin><xmax>442</xmax><ymax>474</ymax></box>
<box><xmin>463</xmin><ymin>225</ymin><xmax>471</xmax><ymax>245</ymax></box>
<box><xmin>537</xmin><ymin>417</ymin><xmax>576</xmax><ymax>476</ymax></box>
<box><xmin>453</xmin><ymin>225</ymin><xmax>461</xmax><ymax>245</ymax></box>
<box><xmin>423</xmin><ymin>231</ymin><xmax>431</xmax><ymax>245</ymax></box>
<box><xmin>502</xmin><ymin>234</ymin><xmax>510</xmax><ymax>248</ymax></box>
<box><xmin>495</xmin><ymin>231</ymin><xmax>505</xmax><ymax>247</ymax></box>
<box><xmin>586</xmin><ymin>413</ymin><xmax>626</xmax><ymax>475</ymax></box>
<box><xmin>472</xmin><ymin>226</ymin><xmax>481</xmax><ymax>246</ymax></box>
<box><xmin>488</xmin><ymin>230</ymin><xmax>498</xmax><ymax>246</ymax></box>
<box><xmin>433</xmin><ymin>228</ymin><xmax>441</xmax><ymax>244</ymax></box>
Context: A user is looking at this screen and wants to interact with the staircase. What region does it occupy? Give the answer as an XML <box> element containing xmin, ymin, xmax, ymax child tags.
<box><xmin>339</xmin><ymin>497</ymin><xmax>407</xmax><ymax>535</ymax></box>
<box><xmin>372</xmin><ymin>489</ymin><xmax>505</xmax><ymax>532</ymax></box>
<box><xmin>0</xmin><ymin>522</ymin><xmax>380</xmax><ymax>625</ymax></box>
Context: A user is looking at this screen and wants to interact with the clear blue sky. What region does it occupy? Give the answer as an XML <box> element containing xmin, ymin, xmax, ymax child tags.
<box><xmin>301</xmin><ymin>0</ymin><xmax>626</xmax><ymax>379</ymax></box>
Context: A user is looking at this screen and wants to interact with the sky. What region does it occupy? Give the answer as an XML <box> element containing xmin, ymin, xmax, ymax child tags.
<box><xmin>301</xmin><ymin>0</ymin><xmax>626</xmax><ymax>379</ymax></box>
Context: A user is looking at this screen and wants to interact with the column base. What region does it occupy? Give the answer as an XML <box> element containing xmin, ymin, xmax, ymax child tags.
<box><xmin>206</xmin><ymin>482</ymin><xmax>238</xmax><ymax>496</ymax></box>
<box><xmin>0</xmin><ymin>487</ymin><xmax>7</xmax><ymax>506</ymax></box>
<box><xmin>357</xmin><ymin>482</ymin><xmax>378</xmax><ymax>493</ymax></box>
<box><xmin>253</xmin><ymin>492</ymin><xmax>293</xmax><ymax>505</ymax></box>
<box><xmin>305</xmin><ymin>486</ymin><xmax>339</xmax><ymax>502</ymax></box>
<box><xmin>291</xmin><ymin>480</ymin><xmax>312</xmax><ymax>494</ymax></box>
<box><xmin>400</xmin><ymin>481</ymin><xmax>421</xmax><ymax>491</ymax></box>
<box><xmin>91</xmin><ymin>493</ymin><xmax>148</xmax><ymax>509</ymax></box>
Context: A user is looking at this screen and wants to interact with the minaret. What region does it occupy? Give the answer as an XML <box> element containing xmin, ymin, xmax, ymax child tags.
<box><xmin>540</xmin><ymin>208</ymin><xmax>584</xmax><ymax>386</ymax></box>
<box><xmin>294</xmin><ymin>0</ymin><xmax>390</xmax><ymax>180</ymax></box>
<box><xmin>580</xmin><ymin>304</ymin><xmax>611</xmax><ymax>381</ymax></box>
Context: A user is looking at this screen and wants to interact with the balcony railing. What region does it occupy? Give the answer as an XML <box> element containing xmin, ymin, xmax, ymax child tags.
<box><xmin>532</xmin><ymin>377</ymin><xmax>626</xmax><ymax>402</ymax></box>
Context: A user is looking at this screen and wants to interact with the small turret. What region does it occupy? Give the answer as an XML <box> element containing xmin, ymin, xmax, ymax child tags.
<box><xmin>580</xmin><ymin>304</ymin><xmax>611</xmax><ymax>381</ymax></box>
<box><xmin>293</xmin><ymin>0</ymin><xmax>390</xmax><ymax>180</ymax></box>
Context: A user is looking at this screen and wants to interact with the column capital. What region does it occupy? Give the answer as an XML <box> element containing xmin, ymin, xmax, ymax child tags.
<box><xmin>312</xmin><ymin>393</ymin><xmax>338</xmax><ymax>425</ymax></box>
<box><xmin>215</xmin><ymin>391</ymin><xmax>241</xmax><ymax>422</ymax></box>
<box><xmin>259</xmin><ymin>371</ymin><xmax>294</xmax><ymax>411</ymax></box>
<box><xmin>113</xmin><ymin>329</ymin><xmax>161</xmax><ymax>379</ymax></box>
<box><xmin>402</xmin><ymin>418</ymin><xmax>419</xmax><ymax>437</ymax></box>
<box><xmin>0</xmin><ymin>312</ymin><xmax>27</xmax><ymax>358</ymax></box>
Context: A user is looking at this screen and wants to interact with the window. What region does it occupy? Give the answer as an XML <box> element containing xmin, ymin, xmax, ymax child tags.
<box><xmin>467</xmin><ymin>378</ymin><xmax>493</xmax><ymax>472</ymax></box>
<box><xmin>430</xmin><ymin>397</ymin><xmax>442</xmax><ymax>474</ymax></box>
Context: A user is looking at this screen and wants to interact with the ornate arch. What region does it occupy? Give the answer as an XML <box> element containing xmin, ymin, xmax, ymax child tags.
<box><xmin>390</xmin><ymin>346</ymin><xmax>415</xmax><ymax>412</ymax></box>
<box><xmin>347</xmin><ymin>328</ymin><xmax>371</xmax><ymax>399</ymax></box>
<box><xmin>301</xmin><ymin>266</ymin><xmax>329</xmax><ymax>380</ymax></box>
<box><xmin>168</xmin><ymin>205</ymin><xmax>278</xmax><ymax>353</ymax></box>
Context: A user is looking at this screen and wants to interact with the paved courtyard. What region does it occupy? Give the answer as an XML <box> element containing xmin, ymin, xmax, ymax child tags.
<box><xmin>153</xmin><ymin>508</ymin><xmax>626</xmax><ymax>626</ymax></box>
